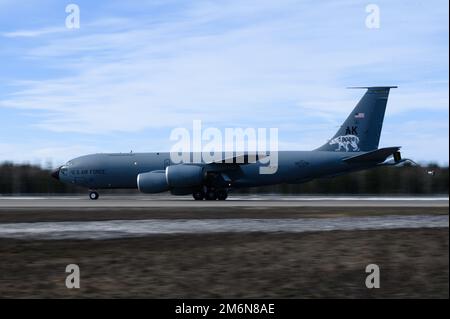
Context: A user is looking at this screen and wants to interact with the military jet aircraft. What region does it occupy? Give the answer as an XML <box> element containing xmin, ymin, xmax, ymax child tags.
<box><xmin>52</xmin><ymin>86</ymin><xmax>411</xmax><ymax>200</ymax></box>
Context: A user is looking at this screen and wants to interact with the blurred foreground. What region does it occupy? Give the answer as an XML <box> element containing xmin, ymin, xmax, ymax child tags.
<box><xmin>0</xmin><ymin>228</ymin><xmax>448</xmax><ymax>298</ymax></box>
<box><xmin>0</xmin><ymin>203</ymin><xmax>448</xmax><ymax>298</ymax></box>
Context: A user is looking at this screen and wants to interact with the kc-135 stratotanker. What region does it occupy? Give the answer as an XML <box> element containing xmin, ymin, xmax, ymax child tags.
<box><xmin>52</xmin><ymin>86</ymin><xmax>415</xmax><ymax>200</ymax></box>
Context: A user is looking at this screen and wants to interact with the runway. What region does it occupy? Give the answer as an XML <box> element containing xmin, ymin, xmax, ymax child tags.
<box><xmin>0</xmin><ymin>195</ymin><xmax>448</xmax><ymax>208</ymax></box>
<box><xmin>0</xmin><ymin>215</ymin><xmax>447</xmax><ymax>240</ymax></box>
<box><xmin>0</xmin><ymin>195</ymin><xmax>447</xmax><ymax>236</ymax></box>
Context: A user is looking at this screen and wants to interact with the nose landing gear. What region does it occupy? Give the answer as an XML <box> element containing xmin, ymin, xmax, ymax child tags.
<box><xmin>89</xmin><ymin>191</ymin><xmax>99</xmax><ymax>200</ymax></box>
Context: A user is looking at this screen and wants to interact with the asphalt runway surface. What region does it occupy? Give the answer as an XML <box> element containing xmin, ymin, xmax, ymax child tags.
<box><xmin>0</xmin><ymin>215</ymin><xmax>447</xmax><ymax>240</ymax></box>
<box><xmin>0</xmin><ymin>195</ymin><xmax>448</xmax><ymax>208</ymax></box>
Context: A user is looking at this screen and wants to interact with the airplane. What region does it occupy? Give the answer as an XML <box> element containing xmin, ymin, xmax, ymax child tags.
<box><xmin>51</xmin><ymin>86</ymin><xmax>412</xmax><ymax>200</ymax></box>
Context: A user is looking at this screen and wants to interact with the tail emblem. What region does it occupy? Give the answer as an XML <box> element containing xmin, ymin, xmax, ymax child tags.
<box><xmin>329</xmin><ymin>135</ymin><xmax>360</xmax><ymax>152</ymax></box>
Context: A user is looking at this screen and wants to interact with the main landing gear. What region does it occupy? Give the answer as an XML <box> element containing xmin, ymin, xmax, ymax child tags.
<box><xmin>192</xmin><ymin>190</ymin><xmax>205</xmax><ymax>200</ymax></box>
<box><xmin>192</xmin><ymin>188</ymin><xmax>228</xmax><ymax>201</ymax></box>
<box><xmin>89</xmin><ymin>191</ymin><xmax>99</xmax><ymax>200</ymax></box>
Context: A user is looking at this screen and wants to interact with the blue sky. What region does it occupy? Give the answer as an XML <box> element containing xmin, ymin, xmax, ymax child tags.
<box><xmin>0</xmin><ymin>0</ymin><xmax>448</xmax><ymax>167</ymax></box>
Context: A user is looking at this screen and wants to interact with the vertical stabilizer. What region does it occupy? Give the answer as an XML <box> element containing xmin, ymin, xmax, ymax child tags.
<box><xmin>317</xmin><ymin>86</ymin><xmax>396</xmax><ymax>152</ymax></box>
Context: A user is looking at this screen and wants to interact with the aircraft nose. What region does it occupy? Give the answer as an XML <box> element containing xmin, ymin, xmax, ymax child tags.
<box><xmin>51</xmin><ymin>167</ymin><xmax>61</xmax><ymax>180</ymax></box>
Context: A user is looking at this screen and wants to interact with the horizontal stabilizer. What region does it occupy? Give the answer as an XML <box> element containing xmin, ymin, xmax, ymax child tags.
<box><xmin>343</xmin><ymin>147</ymin><xmax>401</xmax><ymax>164</ymax></box>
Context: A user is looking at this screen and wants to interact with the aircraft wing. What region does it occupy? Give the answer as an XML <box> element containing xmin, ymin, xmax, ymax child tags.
<box><xmin>206</xmin><ymin>153</ymin><xmax>267</xmax><ymax>165</ymax></box>
<box><xmin>343</xmin><ymin>147</ymin><xmax>401</xmax><ymax>164</ymax></box>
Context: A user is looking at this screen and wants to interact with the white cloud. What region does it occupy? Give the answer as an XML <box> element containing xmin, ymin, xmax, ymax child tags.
<box><xmin>2</xmin><ymin>26</ymin><xmax>67</xmax><ymax>38</ymax></box>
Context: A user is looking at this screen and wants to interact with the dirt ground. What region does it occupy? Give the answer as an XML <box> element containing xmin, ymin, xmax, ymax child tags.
<box><xmin>0</xmin><ymin>228</ymin><xmax>448</xmax><ymax>298</ymax></box>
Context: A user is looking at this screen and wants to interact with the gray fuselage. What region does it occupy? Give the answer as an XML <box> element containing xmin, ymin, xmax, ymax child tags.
<box><xmin>58</xmin><ymin>151</ymin><xmax>373</xmax><ymax>190</ymax></box>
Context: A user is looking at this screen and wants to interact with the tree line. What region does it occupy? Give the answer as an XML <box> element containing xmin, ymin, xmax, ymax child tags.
<box><xmin>0</xmin><ymin>162</ymin><xmax>448</xmax><ymax>195</ymax></box>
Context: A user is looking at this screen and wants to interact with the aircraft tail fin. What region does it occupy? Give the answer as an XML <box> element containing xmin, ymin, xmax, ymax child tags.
<box><xmin>317</xmin><ymin>86</ymin><xmax>396</xmax><ymax>152</ymax></box>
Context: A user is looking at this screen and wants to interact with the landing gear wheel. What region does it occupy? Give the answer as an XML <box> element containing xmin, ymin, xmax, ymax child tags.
<box><xmin>192</xmin><ymin>190</ymin><xmax>205</xmax><ymax>200</ymax></box>
<box><xmin>205</xmin><ymin>190</ymin><xmax>218</xmax><ymax>200</ymax></box>
<box><xmin>217</xmin><ymin>190</ymin><xmax>228</xmax><ymax>200</ymax></box>
<box><xmin>89</xmin><ymin>191</ymin><xmax>99</xmax><ymax>200</ymax></box>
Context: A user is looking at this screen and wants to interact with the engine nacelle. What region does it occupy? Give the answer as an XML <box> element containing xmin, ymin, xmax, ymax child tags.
<box><xmin>137</xmin><ymin>170</ymin><xmax>169</xmax><ymax>193</ymax></box>
<box><xmin>137</xmin><ymin>165</ymin><xmax>205</xmax><ymax>194</ymax></box>
<box><xmin>165</xmin><ymin>164</ymin><xmax>205</xmax><ymax>188</ymax></box>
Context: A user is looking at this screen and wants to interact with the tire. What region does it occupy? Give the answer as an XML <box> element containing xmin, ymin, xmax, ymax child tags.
<box><xmin>89</xmin><ymin>191</ymin><xmax>99</xmax><ymax>200</ymax></box>
<box><xmin>217</xmin><ymin>190</ymin><xmax>228</xmax><ymax>200</ymax></box>
<box><xmin>192</xmin><ymin>191</ymin><xmax>205</xmax><ymax>200</ymax></box>
<box><xmin>205</xmin><ymin>190</ymin><xmax>218</xmax><ymax>200</ymax></box>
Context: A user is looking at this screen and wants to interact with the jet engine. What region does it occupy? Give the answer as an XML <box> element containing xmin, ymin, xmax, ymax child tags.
<box><xmin>137</xmin><ymin>170</ymin><xmax>169</xmax><ymax>193</ymax></box>
<box><xmin>137</xmin><ymin>165</ymin><xmax>206</xmax><ymax>193</ymax></box>
<box><xmin>165</xmin><ymin>164</ymin><xmax>206</xmax><ymax>188</ymax></box>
